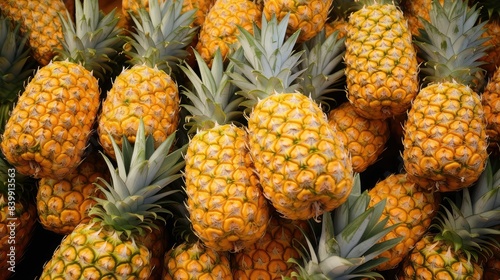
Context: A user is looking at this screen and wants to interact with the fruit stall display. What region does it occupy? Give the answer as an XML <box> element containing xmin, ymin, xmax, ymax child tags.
<box><xmin>1</xmin><ymin>0</ymin><xmax>500</xmax><ymax>279</ymax></box>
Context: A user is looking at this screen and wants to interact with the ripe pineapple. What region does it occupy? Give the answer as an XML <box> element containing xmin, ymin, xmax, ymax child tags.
<box><xmin>368</xmin><ymin>173</ymin><xmax>439</xmax><ymax>271</ymax></box>
<box><xmin>345</xmin><ymin>0</ymin><xmax>419</xmax><ymax>120</ymax></box>
<box><xmin>36</xmin><ymin>151</ymin><xmax>109</xmax><ymax>235</ymax></box>
<box><xmin>0</xmin><ymin>0</ymin><xmax>67</xmax><ymax>65</ymax></box>
<box><xmin>1</xmin><ymin>0</ymin><xmax>122</xmax><ymax>180</ymax></box>
<box><xmin>482</xmin><ymin>66</ymin><xmax>500</xmax><ymax>155</ymax></box>
<box><xmin>398</xmin><ymin>159</ymin><xmax>500</xmax><ymax>279</ymax></box>
<box><xmin>284</xmin><ymin>175</ymin><xmax>401</xmax><ymax>279</ymax></box>
<box><xmin>263</xmin><ymin>0</ymin><xmax>333</xmax><ymax>43</ymax></box>
<box><xmin>40</xmin><ymin>120</ymin><xmax>186</xmax><ymax>279</ymax></box>
<box><xmin>163</xmin><ymin>239</ymin><xmax>232</xmax><ymax>280</ymax></box>
<box><xmin>231</xmin><ymin>211</ymin><xmax>312</xmax><ymax>280</ymax></box>
<box><xmin>229</xmin><ymin>14</ymin><xmax>354</xmax><ymax>221</ymax></box>
<box><xmin>402</xmin><ymin>0</ymin><xmax>489</xmax><ymax>192</ymax></box>
<box><xmin>328</xmin><ymin>102</ymin><xmax>390</xmax><ymax>173</ymax></box>
<box><xmin>195</xmin><ymin>0</ymin><xmax>262</xmax><ymax>66</ymax></box>
<box><xmin>182</xmin><ymin>49</ymin><xmax>270</xmax><ymax>252</ymax></box>
<box><xmin>98</xmin><ymin>0</ymin><xmax>197</xmax><ymax>159</ymax></box>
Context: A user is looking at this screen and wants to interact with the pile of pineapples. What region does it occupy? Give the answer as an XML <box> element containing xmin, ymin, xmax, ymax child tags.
<box><xmin>1</xmin><ymin>0</ymin><xmax>500</xmax><ymax>279</ymax></box>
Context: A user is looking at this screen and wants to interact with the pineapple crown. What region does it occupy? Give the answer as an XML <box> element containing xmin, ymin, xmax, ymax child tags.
<box><xmin>432</xmin><ymin>159</ymin><xmax>500</xmax><ymax>261</ymax></box>
<box><xmin>287</xmin><ymin>174</ymin><xmax>401</xmax><ymax>280</ymax></box>
<box><xmin>0</xmin><ymin>15</ymin><xmax>35</xmax><ymax>133</ymax></box>
<box><xmin>228</xmin><ymin>13</ymin><xmax>305</xmax><ymax>111</ymax></box>
<box><xmin>90</xmin><ymin>120</ymin><xmax>186</xmax><ymax>239</ymax></box>
<box><xmin>124</xmin><ymin>0</ymin><xmax>197</xmax><ymax>75</ymax></box>
<box><xmin>0</xmin><ymin>15</ymin><xmax>34</xmax><ymax>102</ymax></box>
<box><xmin>297</xmin><ymin>29</ymin><xmax>346</xmax><ymax>109</ymax></box>
<box><xmin>56</xmin><ymin>0</ymin><xmax>123</xmax><ymax>81</ymax></box>
<box><xmin>180</xmin><ymin>49</ymin><xmax>245</xmax><ymax>135</ymax></box>
<box><xmin>414</xmin><ymin>0</ymin><xmax>490</xmax><ymax>87</ymax></box>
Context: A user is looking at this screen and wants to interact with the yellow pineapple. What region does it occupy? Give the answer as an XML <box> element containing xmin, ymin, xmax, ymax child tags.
<box><xmin>328</xmin><ymin>102</ymin><xmax>390</xmax><ymax>173</ymax></box>
<box><xmin>231</xmin><ymin>211</ymin><xmax>311</xmax><ymax>279</ymax></box>
<box><xmin>482</xmin><ymin>66</ymin><xmax>500</xmax><ymax>155</ymax></box>
<box><xmin>368</xmin><ymin>173</ymin><xmax>439</xmax><ymax>271</ymax></box>
<box><xmin>345</xmin><ymin>0</ymin><xmax>419</xmax><ymax>120</ymax></box>
<box><xmin>402</xmin><ymin>0</ymin><xmax>489</xmax><ymax>192</ymax></box>
<box><xmin>98</xmin><ymin>0</ymin><xmax>197</xmax><ymax>159</ymax></box>
<box><xmin>40</xmin><ymin>119</ymin><xmax>186</xmax><ymax>279</ymax></box>
<box><xmin>229</xmin><ymin>14</ymin><xmax>353</xmax><ymax>221</ymax></box>
<box><xmin>398</xmin><ymin>158</ymin><xmax>500</xmax><ymax>280</ymax></box>
<box><xmin>162</xmin><ymin>240</ymin><xmax>232</xmax><ymax>280</ymax></box>
<box><xmin>195</xmin><ymin>0</ymin><xmax>262</xmax><ymax>66</ymax></box>
<box><xmin>263</xmin><ymin>0</ymin><xmax>333</xmax><ymax>43</ymax></box>
<box><xmin>0</xmin><ymin>0</ymin><xmax>67</xmax><ymax>65</ymax></box>
<box><xmin>182</xmin><ymin>49</ymin><xmax>270</xmax><ymax>252</ymax></box>
<box><xmin>36</xmin><ymin>151</ymin><xmax>109</xmax><ymax>235</ymax></box>
<box><xmin>1</xmin><ymin>0</ymin><xmax>122</xmax><ymax>180</ymax></box>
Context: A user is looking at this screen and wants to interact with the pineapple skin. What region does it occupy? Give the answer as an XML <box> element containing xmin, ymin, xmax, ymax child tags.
<box><xmin>328</xmin><ymin>102</ymin><xmax>390</xmax><ymax>173</ymax></box>
<box><xmin>36</xmin><ymin>152</ymin><xmax>109</xmax><ymax>235</ymax></box>
<box><xmin>263</xmin><ymin>0</ymin><xmax>333</xmax><ymax>43</ymax></box>
<box><xmin>368</xmin><ymin>173</ymin><xmax>439</xmax><ymax>271</ymax></box>
<box><xmin>1</xmin><ymin>61</ymin><xmax>100</xmax><ymax>180</ymax></box>
<box><xmin>40</xmin><ymin>222</ymin><xmax>152</xmax><ymax>279</ymax></box>
<box><xmin>398</xmin><ymin>234</ymin><xmax>483</xmax><ymax>280</ymax></box>
<box><xmin>345</xmin><ymin>3</ymin><xmax>419</xmax><ymax>120</ymax></box>
<box><xmin>162</xmin><ymin>240</ymin><xmax>232</xmax><ymax>280</ymax></box>
<box><xmin>185</xmin><ymin>124</ymin><xmax>270</xmax><ymax>252</ymax></box>
<box><xmin>482</xmin><ymin>67</ymin><xmax>500</xmax><ymax>155</ymax></box>
<box><xmin>195</xmin><ymin>0</ymin><xmax>262</xmax><ymax>66</ymax></box>
<box><xmin>98</xmin><ymin>64</ymin><xmax>180</xmax><ymax>159</ymax></box>
<box><xmin>231</xmin><ymin>213</ymin><xmax>310</xmax><ymax>280</ymax></box>
<box><xmin>402</xmin><ymin>82</ymin><xmax>488</xmax><ymax>192</ymax></box>
<box><xmin>247</xmin><ymin>93</ymin><xmax>353</xmax><ymax>221</ymax></box>
<box><xmin>0</xmin><ymin>0</ymin><xmax>67</xmax><ymax>66</ymax></box>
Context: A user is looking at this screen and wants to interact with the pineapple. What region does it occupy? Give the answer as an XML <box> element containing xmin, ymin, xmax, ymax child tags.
<box><xmin>0</xmin><ymin>0</ymin><xmax>67</xmax><ymax>66</ymax></box>
<box><xmin>263</xmin><ymin>0</ymin><xmax>333</xmax><ymax>43</ymax></box>
<box><xmin>284</xmin><ymin>174</ymin><xmax>402</xmax><ymax>279</ymax></box>
<box><xmin>231</xmin><ymin>211</ymin><xmax>312</xmax><ymax>280</ymax></box>
<box><xmin>398</xmin><ymin>159</ymin><xmax>500</xmax><ymax>279</ymax></box>
<box><xmin>40</xmin><ymin>120</ymin><xmax>186</xmax><ymax>279</ymax></box>
<box><xmin>98</xmin><ymin>0</ymin><xmax>197</xmax><ymax>159</ymax></box>
<box><xmin>36</xmin><ymin>150</ymin><xmax>109</xmax><ymax>235</ymax></box>
<box><xmin>163</xmin><ymin>239</ymin><xmax>232</xmax><ymax>280</ymax></box>
<box><xmin>229</xmin><ymin>14</ymin><xmax>354</xmax><ymax>221</ymax></box>
<box><xmin>402</xmin><ymin>0</ymin><xmax>489</xmax><ymax>192</ymax></box>
<box><xmin>328</xmin><ymin>102</ymin><xmax>390</xmax><ymax>173</ymax></box>
<box><xmin>182</xmin><ymin>49</ymin><xmax>270</xmax><ymax>252</ymax></box>
<box><xmin>195</xmin><ymin>0</ymin><xmax>262</xmax><ymax>66</ymax></box>
<box><xmin>367</xmin><ymin>173</ymin><xmax>439</xmax><ymax>271</ymax></box>
<box><xmin>1</xmin><ymin>0</ymin><xmax>122</xmax><ymax>180</ymax></box>
<box><xmin>344</xmin><ymin>0</ymin><xmax>419</xmax><ymax>120</ymax></box>
<box><xmin>481</xmin><ymin>66</ymin><xmax>500</xmax><ymax>155</ymax></box>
